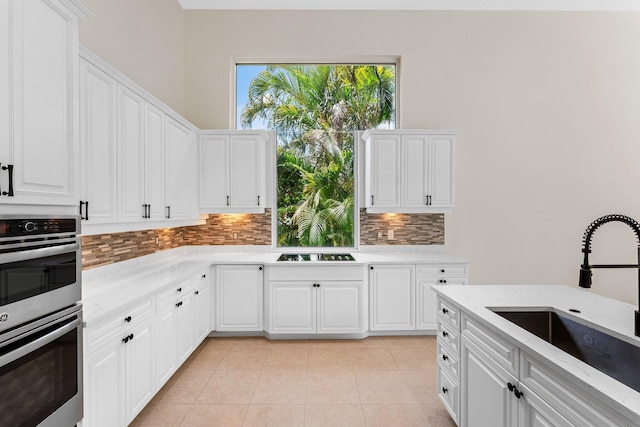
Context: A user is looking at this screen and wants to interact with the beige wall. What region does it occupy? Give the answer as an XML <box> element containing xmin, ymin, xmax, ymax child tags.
<box><xmin>184</xmin><ymin>10</ymin><xmax>640</xmax><ymax>305</ymax></box>
<box><xmin>79</xmin><ymin>0</ymin><xmax>185</xmax><ymax>114</ymax></box>
<box><xmin>78</xmin><ymin>5</ymin><xmax>640</xmax><ymax>305</ymax></box>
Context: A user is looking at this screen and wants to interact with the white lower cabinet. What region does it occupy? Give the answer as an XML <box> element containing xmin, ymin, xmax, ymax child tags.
<box><xmin>317</xmin><ymin>281</ymin><xmax>363</xmax><ymax>333</ymax></box>
<box><xmin>216</xmin><ymin>265</ymin><xmax>264</xmax><ymax>331</ymax></box>
<box><xmin>155</xmin><ymin>299</ymin><xmax>179</xmax><ymax>388</ymax></box>
<box><xmin>267</xmin><ymin>265</ymin><xmax>366</xmax><ymax>335</ymax></box>
<box><xmin>369</xmin><ymin>265</ymin><xmax>415</xmax><ymax>330</ymax></box>
<box><xmin>194</xmin><ymin>270</ymin><xmax>212</xmax><ymax>342</ymax></box>
<box><xmin>370</xmin><ymin>263</ymin><xmax>468</xmax><ymax>332</ymax></box>
<box><xmin>84</xmin><ymin>336</ymin><xmax>126</xmax><ymax>427</ymax></box>
<box><xmin>460</xmin><ymin>336</ymin><xmax>518</xmax><ymax>427</ymax></box>
<box><xmin>436</xmin><ymin>294</ymin><xmax>634</xmax><ymax>427</ymax></box>
<box><xmin>518</xmin><ymin>383</ymin><xmax>573</xmax><ymax>427</ymax></box>
<box><xmin>83</xmin><ymin>298</ymin><xmax>155</xmax><ymax>427</ymax></box>
<box><xmin>124</xmin><ymin>317</ymin><xmax>156</xmax><ymax>422</ymax></box>
<box><xmin>83</xmin><ymin>269</ymin><xmax>212</xmax><ymax>427</ymax></box>
<box><xmin>269</xmin><ymin>282</ymin><xmax>316</xmax><ymax>333</ymax></box>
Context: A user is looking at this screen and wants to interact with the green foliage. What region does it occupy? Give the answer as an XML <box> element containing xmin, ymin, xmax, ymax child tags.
<box><xmin>240</xmin><ymin>64</ymin><xmax>395</xmax><ymax>247</ymax></box>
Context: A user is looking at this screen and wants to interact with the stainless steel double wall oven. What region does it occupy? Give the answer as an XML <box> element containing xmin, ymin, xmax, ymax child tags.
<box><xmin>0</xmin><ymin>215</ymin><xmax>82</xmax><ymax>427</ymax></box>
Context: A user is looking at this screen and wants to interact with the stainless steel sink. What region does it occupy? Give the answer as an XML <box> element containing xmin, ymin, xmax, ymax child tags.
<box><xmin>491</xmin><ymin>308</ymin><xmax>640</xmax><ymax>393</ymax></box>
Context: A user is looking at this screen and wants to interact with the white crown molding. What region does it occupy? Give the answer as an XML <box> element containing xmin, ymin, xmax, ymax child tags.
<box><xmin>177</xmin><ymin>0</ymin><xmax>640</xmax><ymax>11</ymax></box>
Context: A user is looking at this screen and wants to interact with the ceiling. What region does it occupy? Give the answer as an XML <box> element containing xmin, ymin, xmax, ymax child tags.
<box><xmin>177</xmin><ymin>0</ymin><xmax>640</xmax><ymax>11</ymax></box>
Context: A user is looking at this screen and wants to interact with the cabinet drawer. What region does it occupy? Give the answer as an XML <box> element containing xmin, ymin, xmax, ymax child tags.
<box><xmin>157</xmin><ymin>278</ymin><xmax>193</xmax><ymax>308</ymax></box>
<box><xmin>437</xmin><ymin>320</ymin><xmax>460</xmax><ymax>355</ymax></box>
<box><xmin>437</xmin><ymin>342</ymin><xmax>460</xmax><ymax>379</ymax></box>
<box><xmin>85</xmin><ymin>296</ymin><xmax>154</xmax><ymax>352</ymax></box>
<box><xmin>437</xmin><ymin>297</ymin><xmax>460</xmax><ymax>331</ymax></box>
<box><xmin>438</xmin><ymin>364</ymin><xmax>459</xmax><ymax>424</ymax></box>
<box><xmin>520</xmin><ymin>353</ymin><xmax>632</xmax><ymax>427</ymax></box>
<box><xmin>462</xmin><ymin>313</ymin><xmax>519</xmax><ymax>377</ymax></box>
<box><xmin>417</xmin><ymin>264</ymin><xmax>467</xmax><ymax>277</ymax></box>
<box><xmin>268</xmin><ymin>265</ymin><xmax>364</xmax><ymax>281</ymax></box>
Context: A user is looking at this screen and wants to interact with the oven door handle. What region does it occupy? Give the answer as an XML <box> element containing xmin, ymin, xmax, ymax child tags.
<box><xmin>0</xmin><ymin>242</ymin><xmax>80</xmax><ymax>265</ymax></box>
<box><xmin>0</xmin><ymin>316</ymin><xmax>81</xmax><ymax>367</ymax></box>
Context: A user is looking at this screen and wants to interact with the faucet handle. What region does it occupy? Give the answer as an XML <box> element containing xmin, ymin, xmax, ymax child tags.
<box><xmin>578</xmin><ymin>266</ymin><xmax>592</xmax><ymax>288</ymax></box>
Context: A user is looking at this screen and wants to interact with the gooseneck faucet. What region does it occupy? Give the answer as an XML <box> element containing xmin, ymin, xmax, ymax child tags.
<box><xmin>579</xmin><ymin>214</ymin><xmax>640</xmax><ymax>337</ymax></box>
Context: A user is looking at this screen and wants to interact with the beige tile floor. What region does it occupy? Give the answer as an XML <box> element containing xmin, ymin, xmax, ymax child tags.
<box><xmin>130</xmin><ymin>336</ymin><xmax>456</xmax><ymax>427</ymax></box>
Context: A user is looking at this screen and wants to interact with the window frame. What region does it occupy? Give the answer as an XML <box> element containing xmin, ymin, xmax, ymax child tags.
<box><xmin>232</xmin><ymin>58</ymin><xmax>400</xmax><ymax>252</ymax></box>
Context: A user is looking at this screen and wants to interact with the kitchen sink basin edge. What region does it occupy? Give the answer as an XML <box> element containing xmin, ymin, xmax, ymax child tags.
<box><xmin>488</xmin><ymin>306</ymin><xmax>640</xmax><ymax>393</ymax></box>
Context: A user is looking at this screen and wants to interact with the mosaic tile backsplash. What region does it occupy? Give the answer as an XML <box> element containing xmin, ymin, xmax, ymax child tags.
<box><xmin>81</xmin><ymin>209</ymin><xmax>444</xmax><ymax>269</ymax></box>
<box><xmin>359</xmin><ymin>210</ymin><xmax>444</xmax><ymax>245</ymax></box>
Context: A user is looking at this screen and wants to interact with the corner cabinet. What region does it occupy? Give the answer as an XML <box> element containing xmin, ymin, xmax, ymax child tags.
<box><xmin>363</xmin><ymin>130</ymin><xmax>455</xmax><ymax>213</ymax></box>
<box><xmin>199</xmin><ymin>130</ymin><xmax>270</xmax><ymax>213</ymax></box>
<box><xmin>0</xmin><ymin>0</ymin><xmax>89</xmax><ymax>209</ymax></box>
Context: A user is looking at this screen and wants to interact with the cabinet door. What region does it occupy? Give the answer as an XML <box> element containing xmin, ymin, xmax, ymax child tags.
<box><xmin>366</xmin><ymin>134</ymin><xmax>401</xmax><ymax>208</ymax></box>
<box><xmin>177</xmin><ymin>293</ymin><xmax>196</xmax><ymax>365</ymax></box>
<box><xmin>165</xmin><ymin>117</ymin><xmax>194</xmax><ymax>220</ymax></box>
<box><xmin>79</xmin><ymin>59</ymin><xmax>117</xmax><ymax>223</ymax></box>
<box><xmin>229</xmin><ymin>134</ymin><xmax>263</xmax><ymax>208</ymax></box>
<box><xmin>402</xmin><ymin>134</ymin><xmax>429</xmax><ymax>207</ymax></box>
<box><xmin>124</xmin><ymin>317</ymin><xmax>155</xmax><ymax>424</ymax></box>
<box><xmin>416</xmin><ymin>277</ymin><xmax>438</xmax><ymax>331</ymax></box>
<box><xmin>461</xmin><ymin>337</ymin><xmax>518</xmax><ymax>427</ymax></box>
<box><xmin>193</xmin><ymin>273</ymin><xmax>212</xmax><ymax>343</ymax></box>
<box><xmin>369</xmin><ymin>265</ymin><xmax>415</xmax><ymax>331</ymax></box>
<box><xmin>84</xmin><ymin>342</ymin><xmax>126</xmax><ymax>427</ymax></box>
<box><xmin>216</xmin><ymin>265</ymin><xmax>263</xmax><ymax>331</ymax></box>
<box><xmin>268</xmin><ymin>281</ymin><xmax>316</xmax><ymax>334</ymax></box>
<box><xmin>117</xmin><ymin>86</ymin><xmax>145</xmax><ymax>222</ymax></box>
<box><xmin>144</xmin><ymin>103</ymin><xmax>165</xmax><ymax>220</ymax></box>
<box><xmin>0</xmin><ymin>1</ymin><xmax>9</xmax><ymax>187</ymax></box>
<box><xmin>317</xmin><ymin>281</ymin><xmax>364</xmax><ymax>334</ymax></box>
<box><xmin>518</xmin><ymin>383</ymin><xmax>573</xmax><ymax>427</ymax></box>
<box><xmin>429</xmin><ymin>135</ymin><xmax>454</xmax><ymax>208</ymax></box>
<box><xmin>4</xmin><ymin>0</ymin><xmax>79</xmax><ymax>205</ymax></box>
<box><xmin>199</xmin><ymin>134</ymin><xmax>229</xmax><ymax>208</ymax></box>
<box><xmin>155</xmin><ymin>303</ymin><xmax>178</xmax><ymax>388</ymax></box>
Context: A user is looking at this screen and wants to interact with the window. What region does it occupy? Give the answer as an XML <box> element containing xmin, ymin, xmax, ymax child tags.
<box><xmin>236</xmin><ymin>63</ymin><xmax>396</xmax><ymax>248</ymax></box>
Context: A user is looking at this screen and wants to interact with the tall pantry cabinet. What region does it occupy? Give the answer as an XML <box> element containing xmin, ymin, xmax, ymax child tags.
<box><xmin>0</xmin><ymin>0</ymin><xmax>89</xmax><ymax>209</ymax></box>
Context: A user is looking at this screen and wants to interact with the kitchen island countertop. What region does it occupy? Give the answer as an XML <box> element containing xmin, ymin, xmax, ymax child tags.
<box><xmin>432</xmin><ymin>284</ymin><xmax>640</xmax><ymax>423</ymax></box>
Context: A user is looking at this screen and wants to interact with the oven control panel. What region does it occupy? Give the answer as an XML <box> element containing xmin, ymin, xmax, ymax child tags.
<box><xmin>0</xmin><ymin>217</ymin><xmax>78</xmax><ymax>238</ymax></box>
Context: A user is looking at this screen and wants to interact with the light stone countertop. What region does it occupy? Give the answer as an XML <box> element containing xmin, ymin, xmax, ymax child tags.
<box><xmin>432</xmin><ymin>284</ymin><xmax>640</xmax><ymax>423</ymax></box>
<box><xmin>82</xmin><ymin>246</ymin><xmax>468</xmax><ymax>327</ymax></box>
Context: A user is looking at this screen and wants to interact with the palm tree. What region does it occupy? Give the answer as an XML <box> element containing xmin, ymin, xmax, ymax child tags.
<box><xmin>240</xmin><ymin>64</ymin><xmax>395</xmax><ymax>247</ymax></box>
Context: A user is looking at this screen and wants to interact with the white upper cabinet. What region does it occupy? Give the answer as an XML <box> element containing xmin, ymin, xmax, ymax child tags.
<box><xmin>165</xmin><ymin>117</ymin><xmax>195</xmax><ymax>220</ymax></box>
<box><xmin>199</xmin><ymin>130</ymin><xmax>269</xmax><ymax>213</ymax></box>
<box><xmin>365</xmin><ymin>132</ymin><xmax>402</xmax><ymax>208</ymax></box>
<box><xmin>118</xmin><ymin>86</ymin><xmax>146</xmax><ymax>222</ymax></box>
<box><xmin>364</xmin><ymin>129</ymin><xmax>455</xmax><ymax>213</ymax></box>
<box><xmin>79</xmin><ymin>59</ymin><xmax>117</xmax><ymax>223</ymax></box>
<box><xmin>144</xmin><ymin>103</ymin><xmax>166</xmax><ymax>220</ymax></box>
<box><xmin>79</xmin><ymin>47</ymin><xmax>201</xmax><ymax>234</ymax></box>
<box><xmin>0</xmin><ymin>0</ymin><xmax>89</xmax><ymax>208</ymax></box>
